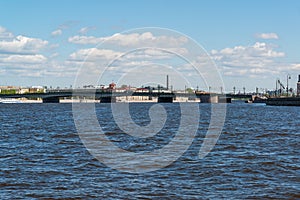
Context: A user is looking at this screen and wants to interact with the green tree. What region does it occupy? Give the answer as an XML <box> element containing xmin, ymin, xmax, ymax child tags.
<box><xmin>186</xmin><ymin>88</ymin><xmax>194</xmax><ymax>93</ymax></box>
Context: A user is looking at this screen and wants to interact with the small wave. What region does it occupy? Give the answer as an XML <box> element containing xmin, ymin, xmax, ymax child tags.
<box><xmin>223</xmin><ymin>144</ymin><xmax>237</xmax><ymax>150</ymax></box>
<box><xmin>255</xmin><ymin>133</ymin><xmax>271</xmax><ymax>138</ymax></box>
<box><xmin>0</xmin><ymin>182</ymin><xmax>31</xmax><ymax>188</ymax></box>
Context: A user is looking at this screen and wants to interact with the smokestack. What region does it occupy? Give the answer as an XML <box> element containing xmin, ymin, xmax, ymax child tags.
<box><xmin>298</xmin><ymin>75</ymin><xmax>300</xmax><ymax>96</ymax></box>
<box><xmin>166</xmin><ymin>75</ymin><xmax>169</xmax><ymax>90</ymax></box>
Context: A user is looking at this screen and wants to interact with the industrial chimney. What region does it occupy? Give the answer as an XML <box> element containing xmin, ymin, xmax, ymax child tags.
<box><xmin>166</xmin><ymin>75</ymin><xmax>169</xmax><ymax>90</ymax></box>
<box><xmin>297</xmin><ymin>74</ymin><xmax>300</xmax><ymax>96</ymax></box>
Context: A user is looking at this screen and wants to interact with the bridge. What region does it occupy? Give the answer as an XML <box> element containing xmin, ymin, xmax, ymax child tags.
<box><xmin>225</xmin><ymin>94</ymin><xmax>253</xmax><ymax>99</ymax></box>
<box><xmin>0</xmin><ymin>89</ymin><xmax>253</xmax><ymax>103</ymax></box>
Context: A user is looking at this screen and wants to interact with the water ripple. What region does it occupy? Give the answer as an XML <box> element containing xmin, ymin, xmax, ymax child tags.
<box><xmin>0</xmin><ymin>103</ymin><xmax>299</xmax><ymax>198</ymax></box>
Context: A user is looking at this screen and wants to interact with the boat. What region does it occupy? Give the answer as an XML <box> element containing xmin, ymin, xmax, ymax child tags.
<box><xmin>246</xmin><ymin>96</ymin><xmax>267</xmax><ymax>103</ymax></box>
<box><xmin>0</xmin><ymin>98</ymin><xmax>22</xmax><ymax>103</ymax></box>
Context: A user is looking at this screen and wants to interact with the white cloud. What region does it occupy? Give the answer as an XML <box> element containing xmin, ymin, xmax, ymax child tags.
<box><xmin>51</xmin><ymin>29</ymin><xmax>62</xmax><ymax>36</ymax></box>
<box><xmin>66</xmin><ymin>30</ymin><xmax>201</xmax><ymax>87</ymax></box>
<box><xmin>68</xmin><ymin>46</ymin><xmax>188</xmax><ymax>63</ymax></box>
<box><xmin>68</xmin><ymin>35</ymin><xmax>102</xmax><ymax>44</ymax></box>
<box><xmin>211</xmin><ymin>42</ymin><xmax>287</xmax><ymax>77</ymax></box>
<box><xmin>0</xmin><ymin>26</ymin><xmax>14</xmax><ymax>39</ymax></box>
<box><xmin>0</xmin><ymin>35</ymin><xmax>48</xmax><ymax>54</ymax></box>
<box><xmin>2</xmin><ymin>54</ymin><xmax>47</xmax><ymax>64</ymax></box>
<box><xmin>43</xmin><ymin>61</ymin><xmax>79</xmax><ymax>78</ymax></box>
<box><xmin>78</xmin><ymin>26</ymin><xmax>96</xmax><ymax>34</ymax></box>
<box><xmin>0</xmin><ymin>28</ymin><xmax>81</xmax><ymax>80</ymax></box>
<box><xmin>68</xmin><ymin>32</ymin><xmax>188</xmax><ymax>47</ymax></box>
<box><xmin>256</xmin><ymin>33</ymin><xmax>279</xmax><ymax>40</ymax></box>
<box><xmin>0</xmin><ymin>30</ymin><xmax>52</xmax><ymax>79</ymax></box>
<box><xmin>290</xmin><ymin>63</ymin><xmax>300</xmax><ymax>70</ymax></box>
<box><xmin>69</xmin><ymin>48</ymin><xmax>122</xmax><ymax>61</ymax></box>
<box><xmin>212</xmin><ymin>42</ymin><xmax>284</xmax><ymax>60</ymax></box>
<box><xmin>67</xmin><ymin>31</ymin><xmax>191</xmax><ymax>76</ymax></box>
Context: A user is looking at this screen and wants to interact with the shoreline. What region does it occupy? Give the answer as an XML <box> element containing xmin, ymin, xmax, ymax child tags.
<box><xmin>1</xmin><ymin>97</ymin><xmax>200</xmax><ymax>103</ymax></box>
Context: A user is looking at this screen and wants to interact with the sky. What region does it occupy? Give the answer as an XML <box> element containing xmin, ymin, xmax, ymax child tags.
<box><xmin>1</xmin><ymin>0</ymin><xmax>300</xmax><ymax>92</ymax></box>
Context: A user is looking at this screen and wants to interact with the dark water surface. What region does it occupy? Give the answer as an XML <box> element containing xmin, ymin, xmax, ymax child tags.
<box><xmin>0</xmin><ymin>103</ymin><xmax>299</xmax><ymax>199</ymax></box>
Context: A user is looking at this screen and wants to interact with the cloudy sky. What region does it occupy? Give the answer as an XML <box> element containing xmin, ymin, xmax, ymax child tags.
<box><xmin>0</xmin><ymin>0</ymin><xmax>300</xmax><ymax>92</ymax></box>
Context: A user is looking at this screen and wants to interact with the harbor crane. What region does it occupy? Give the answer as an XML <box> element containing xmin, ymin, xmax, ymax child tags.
<box><xmin>276</xmin><ymin>79</ymin><xmax>285</xmax><ymax>96</ymax></box>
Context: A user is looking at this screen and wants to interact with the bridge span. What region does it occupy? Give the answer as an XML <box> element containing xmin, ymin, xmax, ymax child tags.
<box><xmin>0</xmin><ymin>89</ymin><xmax>252</xmax><ymax>103</ymax></box>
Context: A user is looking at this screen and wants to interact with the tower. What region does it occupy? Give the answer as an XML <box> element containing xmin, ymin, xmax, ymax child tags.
<box><xmin>297</xmin><ymin>75</ymin><xmax>300</xmax><ymax>96</ymax></box>
<box><xmin>166</xmin><ymin>75</ymin><xmax>169</xmax><ymax>90</ymax></box>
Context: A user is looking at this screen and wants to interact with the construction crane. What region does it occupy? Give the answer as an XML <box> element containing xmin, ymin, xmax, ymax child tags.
<box><xmin>276</xmin><ymin>79</ymin><xmax>285</xmax><ymax>96</ymax></box>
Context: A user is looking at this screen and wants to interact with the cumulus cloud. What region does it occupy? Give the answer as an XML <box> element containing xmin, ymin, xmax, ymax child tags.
<box><xmin>211</xmin><ymin>42</ymin><xmax>286</xmax><ymax>77</ymax></box>
<box><xmin>1</xmin><ymin>54</ymin><xmax>47</xmax><ymax>64</ymax></box>
<box><xmin>66</xmin><ymin>31</ymin><xmax>215</xmax><ymax>88</ymax></box>
<box><xmin>67</xmin><ymin>31</ymin><xmax>191</xmax><ymax>82</ymax></box>
<box><xmin>68</xmin><ymin>35</ymin><xmax>102</xmax><ymax>44</ymax></box>
<box><xmin>68</xmin><ymin>46</ymin><xmax>190</xmax><ymax>67</ymax></box>
<box><xmin>256</xmin><ymin>33</ymin><xmax>279</xmax><ymax>40</ymax></box>
<box><xmin>0</xmin><ymin>35</ymin><xmax>48</xmax><ymax>54</ymax></box>
<box><xmin>69</xmin><ymin>48</ymin><xmax>122</xmax><ymax>62</ymax></box>
<box><xmin>51</xmin><ymin>29</ymin><xmax>62</xmax><ymax>36</ymax></box>
<box><xmin>0</xmin><ymin>26</ymin><xmax>14</xmax><ymax>39</ymax></box>
<box><xmin>68</xmin><ymin>32</ymin><xmax>188</xmax><ymax>47</ymax></box>
<box><xmin>0</xmin><ymin>27</ymin><xmax>51</xmax><ymax>79</ymax></box>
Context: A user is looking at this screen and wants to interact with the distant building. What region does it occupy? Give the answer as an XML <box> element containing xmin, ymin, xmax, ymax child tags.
<box><xmin>28</xmin><ymin>87</ymin><xmax>45</xmax><ymax>93</ymax></box>
<box><xmin>108</xmin><ymin>82</ymin><xmax>116</xmax><ymax>90</ymax></box>
<box><xmin>19</xmin><ymin>88</ymin><xmax>30</xmax><ymax>94</ymax></box>
<box><xmin>0</xmin><ymin>86</ymin><xmax>46</xmax><ymax>94</ymax></box>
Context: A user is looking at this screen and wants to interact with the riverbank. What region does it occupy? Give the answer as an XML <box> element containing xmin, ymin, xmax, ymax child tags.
<box><xmin>1</xmin><ymin>97</ymin><xmax>200</xmax><ymax>103</ymax></box>
<box><xmin>266</xmin><ymin>97</ymin><xmax>300</xmax><ymax>106</ymax></box>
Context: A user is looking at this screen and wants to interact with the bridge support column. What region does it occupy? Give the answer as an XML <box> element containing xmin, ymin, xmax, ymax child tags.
<box><xmin>42</xmin><ymin>97</ymin><xmax>60</xmax><ymax>103</ymax></box>
<box><xmin>218</xmin><ymin>95</ymin><xmax>232</xmax><ymax>103</ymax></box>
<box><xmin>157</xmin><ymin>93</ymin><xmax>175</xmax><ymax>103</ymax></box>
<box><xmin>158</xmin><ymin>96</ymin><xmax>173</xmax><ymax>103</ymax></box>
<box><xmin>199</xmin><ymin>95</ymin><xmax>218</xmax><ymax>103</ymax></box>
<box><xmin>100</xmin><ymin>96</ymin><xmax>116</xmax><ymax>103</ymax></box>
<box><xmin>198</xmin><ymin>94</ymin><xmax>231</xmax><ymax>103</ymax></box>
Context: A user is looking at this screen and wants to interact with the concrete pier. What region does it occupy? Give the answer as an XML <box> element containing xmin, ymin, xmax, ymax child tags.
<box><xmin>42</xmin><ymin>97</ymin><xmax>60</xmax><ymax>103</ymax></box>
<box><xmin>100</xmin><ymin>96</ymin><xmax>116</xmax><ymax>103</ymax></box>
<box><xmin>157</xmin><ymin>93</ymin><xmax>175</xmax><ymax>103</ymax></box>
<box><xmin>218</xmin><ymin>96</ymin><xmax>232</xmax><ymax>103</ymax></box>
<box><xmin>158</xmin><ymin>96</ymin><xmax>173</xmax><ymax>103</ymax></box>
<box><xmin>198</xmin><ymin>94</ymin><xmax>231</xmax><ymax>103</ymax></box>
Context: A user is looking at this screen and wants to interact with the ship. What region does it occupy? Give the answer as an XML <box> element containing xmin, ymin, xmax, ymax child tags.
<box><xmin>0</xmin><ymin>98</ymin><xmax>22</xmax><ymax>103</ymax></box>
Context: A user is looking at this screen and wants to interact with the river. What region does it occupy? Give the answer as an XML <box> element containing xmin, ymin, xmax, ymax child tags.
<box><xmin>0</xmin><ymin>102</ymin><xmax>299</xmax><ymax>199</ymax></box>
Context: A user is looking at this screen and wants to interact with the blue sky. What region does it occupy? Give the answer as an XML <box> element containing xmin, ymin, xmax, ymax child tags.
<box><xmin>1</xmin><ymin>0</ymin><xmax>300</xmax><ymax>92</ymax></box>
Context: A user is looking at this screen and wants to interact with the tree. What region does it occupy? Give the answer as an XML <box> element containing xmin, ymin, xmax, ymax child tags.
<box><xmin>120</xmin><ymin>84</ymin><xmax>128</xmax><ymax>89</ymax></box>
<box><xmin>186</xmin><ymin>88</ymin><xmax>194</xmax><ymax>93</ymax></box>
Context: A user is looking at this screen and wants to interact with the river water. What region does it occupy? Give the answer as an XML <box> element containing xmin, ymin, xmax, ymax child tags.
<box><xmin>0</xmin><ymin>102</ymin><xmax>299</xmax><ymax>199</ymax></box>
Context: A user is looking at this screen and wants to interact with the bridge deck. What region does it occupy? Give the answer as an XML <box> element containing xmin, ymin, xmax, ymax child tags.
<box><xmin>0</xmin><ymin>89</ymin><xmax>252</xmax><ymax>100</ymax></box>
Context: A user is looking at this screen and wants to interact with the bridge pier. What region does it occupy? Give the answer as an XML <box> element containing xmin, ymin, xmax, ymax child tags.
<box><xmin>42</xmin><ymin>97</ymin><xmax>60</xmax><ymax>103</ymax></box>
<box><xmin>100</xmin><ymin>96</ymin><xmax>116</xmax><ymax>103</ymax></box>
<box><xmin>158</xmin><ymin>96</ymin><xmax>173</xmax><ymax>103</ymax></box>
<box><xmin>198</xmin><ymin>94</ymin><xmax>231</xmax><ymax>103</ymax></box>
<box><xmin>157</xmin><ymin>93</ymin><xmax>175</xmax><ymax>103</ymax></box>
<box><xmin>199</xmin><ymin>94</ymin><xmax>218</xmax><ymax>103</ymax></box>
<box><xmin>218</xmin><ymin>95</ymin><xmax>232</xmax><ymax>103</ymax></box>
